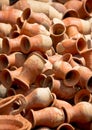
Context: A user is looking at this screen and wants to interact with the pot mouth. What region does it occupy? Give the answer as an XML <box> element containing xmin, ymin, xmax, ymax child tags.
<box><xmin>2</xmin><ymin>38</ymin><xmax>10</xmax><ymax>54</ymax></box>
<box><xmin>84</xmin><ymin>0</ymin><xmax>92</xmax><ymax>17</ymax></box>
<box><xmin>1</xmin><ymin>69</ymin><xmax>12</xmax><ymax>89</ymax></box>
<box><xmin>21</xmin><ymin>36</ymin><xmax>30</xmax><ymax>54</ymax></box>
<box><xmin>0</xmin><ymin>54</ymin><xmax>9</xmax><ymax>71</ymax></box>
<box><xmin>87</xmin><ymin>76</ymin><xmax>92</xmax><ymax>92</ymax></box>
<box><xmin>64</xmin><ymin>69</ymin><xmax>80</xmax><ymax>87</ymax></box>
<box><xmin>77</xmin><ymin>37</ymin><xmax>88</xmax><ymax>53</ymax></box>
<box><xmin>50</xmin><ymin>23</ymin><xmax>66</xmax><ymax>36</ymax></box>
<box><xmin>21</xmin><ymin>8</ymin><xmax>31</xmax><ymax>22</ymax></box>
<box><xmin>63</xmin><ymin>9</ymin><xmax>79</xmax><ymax>19</ymax></box>
<box><xmin>14</xmin><ymin>77</ymin><xmax>30</xmax><ymax>91</ymax></box>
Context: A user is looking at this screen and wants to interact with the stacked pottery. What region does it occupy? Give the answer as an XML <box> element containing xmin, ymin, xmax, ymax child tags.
<box><xmin>0</xmin><ymin>0</ymin><xmax>91</xmax><ymax>129</ymax></box>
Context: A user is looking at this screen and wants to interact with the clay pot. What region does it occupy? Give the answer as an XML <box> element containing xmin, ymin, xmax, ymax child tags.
<box><xmin>63</xmin><ymin>101</ymin><xmax>92</xmax><ymax>123</ymax></box>
<box><xmin>80</xmin><ymin>48</ymin><xmax>92</xmax><ymax>70</ymax></box>
<box><xmin>25</xmin><ymin>87</ymin><xmax>53</xmax><ymax>110</ymax></box>
<box><xmin>19</xmin><ymin>20</ymin><xmax>50</xmax><ymax>37</ymax></box>
<box><xmin>63</xmin><ymin>17</ymin><xmax>91</xmax><ymax>35</ymax></box>
<box><xmin>56</xmin><ymin>37</ymin><xmax>88</xmax><ymax>55</ymax></box>
<box><xmin>0</xmin><ymin>52</ymin><xmax>26</xmax><ymax>71</ymax></box>
<box><xmin>25</xmin><ymin>107</ymin><xmax>65</xmax><ymax>128</ymax></box>
<box><xmin>43</xmin><ymin>75</ymin><xmax>79</xmax><ymax>100</ymax></box>
<box><xmin>0</xmin><ymin>94</ymin><xmax>27</xmax><ymax>115</ymax></box>
<box><xmin>21</xmin><ymin>8</ymin><xmax>51</xmax><ymax>30</ymax></box>
<box><xmin>49</xmin><ymin>22</ymin><xmax>67</xmax><ymax>49</ymax></box>
<box><xmin>74</xmin><ymin>89</ymin><xmax>92</xmax><ymax>104</ymax></box>
<box><xmin>1</xmin><ymin>67</ymin><xmax>22</xmax><ymax>89</ymax></box>
<box><xmin>0</xmin><ymin>114</ymin><xmax>32</xmax><ymax>130</ymax></box>
<box><xmin>2</xmin><ymin>35</ymin><xmax>26</xmax><ymax>54</ymax></box>
<box><xmin>57</xmin><ymin>123</ymin><xmax>75</xmax><ymax>130</ymax></box>
<box><xmin>74</xmin><ymin>66</ymin><xmax>92</xmax><ymax>91</ymax></box>
<box><xmin>20</xmin><ymin>34</ymin><xmax>52</xmax><ymax>54</ymax></box>
<box><xmin>0</xmin><ymin>8</ymin><xmax>22</xmax><ymax>25</ymax></box>
<box><xmin>53</xmin><ymin>60</ymin><xmax>80</xmax><ymax>87</ymax></box>
<box><xmin>14</xmin><ymin>52</ymin><xmax>46</xmax><ymax>90</ymax></box>
<box><xmin>64</xmin><ymin>0</ymin><xmax>92</xmax><ymax>19</ymax></box>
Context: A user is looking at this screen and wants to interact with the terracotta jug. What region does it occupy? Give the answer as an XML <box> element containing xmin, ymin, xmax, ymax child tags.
<box><xmin>2</xmin><ymin>35</ymin><xmax>26</xmax><ymax>54</ymax></box>
<box><xmin>21</xmin><ymin>7</ymin><xmax>51</xmax><ymax>30</ymax></box>
<box><xmin>25</xmin><ymin>87</ymin><xmax>53</xmax><ymax>110</ymax></box>
<box><xmin>49</xmin><ymin>22</ymin><xmax>67</xmax><ymax>50</ymax></box>
<box><xmin>0</xmin><ymin>114</ymin><xmax>32</xmax><ymax>130</ymax></box>
<box><xmin>0</xmin><ymin>94</ymin><xmax>27</xmax><ymax>115</ymax></box>
<box><xmin>56</xmin><ymin>37</ymin><xmax>88</xmax><ymax>55</ymax></box>
<box><xmin>34</xmin><ymin>126</ymin><xmax>52</xmax><ymax>130</ymax></box>
<box><xmin>1</xmin><ymin>67</ymin><xmax>22</xmax><ymax>89</ymax></box>
<box><xmin>42</xmin><ymin>75</ymin><xmax>79</xmax><ymax>100</ymax></box>
<box><xmin>0</xmin><ymin>7</ymin><xmax>22</xmax><ymax>25</ymax></box>
<box><xmin>25</xmin><ymin>106</ymin><xmax>65</xmax><ymax>128</ymax></box>
<box><xmin>63</xmin><ymin>101</ymin><xmax>92</xmax><ymax>123</ymax></box>
<box><xmin>63</xmin><ymin>17</ymin><xmax>91</xmax><ymax>35</ymax></box>
<box><xmin>53</xmin><ymin>60</ymin><xmax>80</xmax><ymax>87</ymax></box>
<box><xmin>19</xmin><ymin>20</ymin><xmax>50</xmax><ymax>37</ymax></box>
<box><xmin>14</xmin><ymin>52</ymin><xmax>46</xmax><ymax>90</ymax></box>
<box><xmin>20</xmin><ymin>34</ymin><xmax>52</xmax><ymax>54</ymax></box>
<box><xmin>0</xmin><ymin>52</ymin><xmax>26</xmax><ymax>71</ymax></box>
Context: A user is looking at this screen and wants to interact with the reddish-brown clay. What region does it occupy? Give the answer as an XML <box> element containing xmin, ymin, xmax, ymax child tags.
<box><xmin>25</xmin><ymin>107</ymin><xmax>65</xmax><ymax>128</ymax></box>
<box><xmin>14</xmin><ymin>52</ymin><xmax>46</xmax><ymax>90</ymax></box>
<box><xmin>19</xmin><ymin>20</ymin><xmax>50</xmax><ymax>37</ymax></box>
<box><xmin>0</xmin><ymin>8</ymin><xmax>22</xmax><ymax>25</ymax></box>
<box><xmin>53</xmin><ymin>60</ymin><xmax>80</xmax><ymax>87</ymax></box>
<box><xmin>2</xmin><ymin>35</ymin><xmax>26</xmax><ymax>54</ymax></box>
<box><xmin>0</xmin><ymin>94</ymin><xmax>27</xmax><ymax>115</ymax></box>
<box><xmin>25</xmin><ymin>87</ymin><xmax>53</xmax><ymax>110</ymax></box>
<box><xmin>56</xmin><ymin>37</ymin><xmax>88</xmax><ymax>55</ymax></box>
<box><xmin>0</xmin><ymin>52</ymin><xmax>26</xmax><ymax>71</ymax></box>
<box><xmin>0</xmin><ymin>114</ymin><xmax>32</xmax><ymax>130</ymax></box>
<box><xmin>42</xmin><ymin>75</ymin><xmax>79</xmax><ymax>100</ymax></box>
<box><xmin>20</xmin><ymin>34</ymin><xmax>52</xmax><ymax>54</ymax></box>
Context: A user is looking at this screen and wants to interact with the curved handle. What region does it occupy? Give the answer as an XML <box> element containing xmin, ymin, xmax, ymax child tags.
<box><xmin>10</xmin><ymin>94</ymin><xmax>27</xmax><ymax>115</ymax></box>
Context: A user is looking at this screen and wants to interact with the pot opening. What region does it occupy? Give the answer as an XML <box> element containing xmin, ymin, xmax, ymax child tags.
<box><xmin>0</xmin><ymin>55</ymin><xmax>8</xmax><ymax>71</ymax></box>
<box><xmin>87</xmin><ymin>77</ymin><xmax>92</xmax><ymax>92</ymax></box>
<box><xmin>77</xmin><ymin>37</ymin><xmax>87</xmax><ymax>53</ymax></box>
<box><xmin>21</xmin><ymin>37</ymin><xmax>30</xmax><ymax>53</ymax></box>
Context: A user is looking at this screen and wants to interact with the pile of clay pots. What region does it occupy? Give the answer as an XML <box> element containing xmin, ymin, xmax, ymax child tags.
<box><xmin>0</xmin><ymin>0</ymin><xmax>92</xmax><ymax>129</ymax></box>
